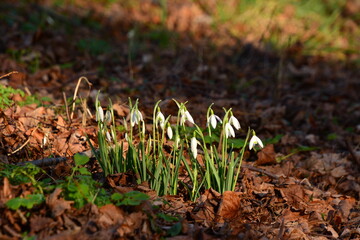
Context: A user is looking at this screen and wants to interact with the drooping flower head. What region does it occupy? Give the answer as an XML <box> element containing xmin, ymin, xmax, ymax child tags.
<box><xmin>180</xmin><ymin>110</ymin><xmax>195</xmax><ymax>125</ymax></box>
<box><xmin>96</xmin><ymin>106</ymin><xmax>104</xmax><ymax>122</ymax></box>
<box><xmin>249</xmin><ymin>133</ymin><xmax>264</xmax><ymax>150</ymax></box>
<box><xmin>207</xmin><ymin>114</ymin><xmax>222</xmax><ymax>129</ymax></box>
<box><xmin>105</xmin><ymin>110</ymin><xmax>112</xmax><ymax>124</ymax></box>
<box><xmin>167</xmin><ymin>125</ymin><xmax>173</xmax><ymax>139</ymax></box>
<box><xmin>229</xmin><ymin>115</ymin><xmax>241</xmax><ymax>130</ymax></box>
<box><xmin>191</xmin><ymin>136</ymin><xmax>198</xmax><ymax>159</ymax></box>
<box><xmin>155</xmin><ymin>111</ymin><xmax>166</xmax><ymax>130</ymax></box>
<box><xmin>225</xmin><ymin>122</ymin><xmax>235</xmax><ymax>138</ymax></box>
<box><xmin>130</xmin><ymin>109</ymin><xmax>143</xmax><ymax>127</ymax></box>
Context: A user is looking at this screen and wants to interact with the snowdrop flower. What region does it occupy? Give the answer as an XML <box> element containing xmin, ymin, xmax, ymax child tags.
<box><xmin>225</xmin><ymin>123</ymin><xmax>235</xmax><ymax>138</ymax></box>
<box><xmin>191</xmin><ymin>137</ymin><xmax>198</xmax><ymax>159</ymax></box>
<box><xmin>106</xmin><ymin>131</ymin><xmax>112</xmax><ymax>142</ymax></box>
<box><xmin>249</xmin><ymin>135</ymin><xmax>264</xmax><ymax>150</ymax></box>
<box><xmin>96</xmin><ymin>106</ymin><xmax>104</xmax><ymax>122</ymax></box>
<box><xmin>229</xmin><ymin>115</ymin><xmax>241</xmax><ymax>130</ymax></box>
<box><xmin>105</xmin><ymin>110</ymin><xmax>112</xmax><ymax>124</ymax></box>
<box><xmin>131</xmin><ymin>109</ymin><xmax>143</xmax><ymax>127</ymax></box>
<box><xmin>156</xmin><ymin>111</ymin><xmax>166</xmax><ymax>129</ymax></box>
<box><xmin>180</xmin><ymin>110</ymin><xmax>195</xmax><ymax>125</ymax></box>
<box><xmin>207</xmin><ymin>114</ymin><xmax>222</xmax><ymax>129</ymax></box>
<box><xmin>167</xmin><ymin>125</ymin><xmax>173</xmax><ymax>139</ymax></box>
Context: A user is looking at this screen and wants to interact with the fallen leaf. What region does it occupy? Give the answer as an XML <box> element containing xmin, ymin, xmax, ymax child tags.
<box><xmin>47</xmin><ymin>188</ymin><xmax>73</xmax><ymax>218</ymax></box>
<box><xmin>256</xmin><ymin>144</ymin><xmax>277</xmax><ymax>165</ymax></box>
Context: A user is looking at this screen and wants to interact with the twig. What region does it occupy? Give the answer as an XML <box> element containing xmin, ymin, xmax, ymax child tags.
<box><xmin>8</xmin><ymin>127</ymin><xmax>38</xmax><ymax>156</ymax></box>
<box><xmin>242</xmin><ymin>164</ymin><xmax>280</xmax><ymax>180</ymax></box>
<box><xmin>0</xmin><ymin>71</ymin><xmax>19</xmax><ymax>79</ymax></box>
<box><xmin>16</xmin><ymin>149</ymin><xmax>94</xmax><ymax>167</ymax></box>
<box><xmin>63</xmin><ymin>91</ymin><xmax>70</xmax><ymax>121</ymax></box>
<box><xmin>70</xmin><ymin>76</ymin><xmax>92</xmax><ymax>120</ymax></box>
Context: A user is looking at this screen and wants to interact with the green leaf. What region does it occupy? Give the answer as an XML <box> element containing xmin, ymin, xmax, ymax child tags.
<box><xmin>5</xmin><ymin>198</ymin><xmax>23</xmax><ymax>210</ymax></box>
<box><xmin>77</xmin><ymin>167</ymin><xmax>91</xmax><ymax>175</ymax></box>
<box><xmin>157</xmin><ymin>212</ymin><xmax>178</xmax><ymax>222</ymax></box>
<box><xmin>74</xmin><ymin>154</ymin><xmax>90</xmax><ymax>166</ymax></box>
<box><xmin>6</xmin><ymin>194</ymin><xmax>45</xmax><ymax>210</ymax></box>
<box><xmin>111</xmin><ymin>192</ymin><xmax>123</xmax><ymax>201</ymax></box>
<box><xmin>112</xmin><ymin>191</ymin><xmax>149</xmax><ymax>206</ymax></box>
<box><xmin>204</xmin><ymin>134</ymin><xmax>220</xmax><ymax>144</ymax></box>
<box><xmin>264</xmin><ymin>134</ymin><xmax>284</xmax><ymax>145</ymax></box>
<box><xmin>227</xmin><ymin>138</ymin><xmax>245</xmax><ymax>148</ymax></box>
<box><xmin>167</xmin><ymin>222</ymin><xmax>182</xmax><ymax>237</ymax></box>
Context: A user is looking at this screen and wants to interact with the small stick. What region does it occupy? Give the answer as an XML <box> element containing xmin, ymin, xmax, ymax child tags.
<box><xmin>63</xmin><ymin>91</ymin><xmax>70</xmax><ymax>121</ymax></box>
<box><xmin>0</xmin><ymin>71</ymin><xmax>19</xmax><ymax>79</ymax></box>
<box><xmin>16</xmin><ymin>149</ymin><xmax>94</xmax><ymax>167</ymax></box>
<box><xmin>70</xmin><ymin>76</ymin><xmax>92</xmax><ymax>120</ymax></box>
<box><xmin>242</xmin><ymin>164</ymin><xmax>280</xmax><ymax>179</ymax></box>
<box><xmin>8</xmin><ymin>127</ymin><xmax>38</xmax><ymax>156</ymax></box>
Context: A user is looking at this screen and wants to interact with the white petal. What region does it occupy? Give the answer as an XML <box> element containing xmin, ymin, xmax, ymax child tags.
<box><xmin>167</xmin><ymin>126</ymin><xmax>173</xmax><ymax>139</ymax></box>
<box><xmin>105</xmin><ymin>110</ymin><xmax>112</xmax><ymax>124</ymax></box>
<box><xmin>106</xmin><ymin>131</ymin><xmax>112</xmax><ymax>142</ymax></box>
<box><xmin>230</xmin><ymin>116</ymin><xmax>241</xmax><ymax>130</ymax></box>
<box><xmin>131</xmin><ymin>111</ymin><xmax>137</xmax><ymax>127</ymax></box>
<box><xmin>191</xmin><ymin>137</ymin><xmax>198</xmax><ymax>158</ymax></box>
<box><xmin>156</xmin><ymin>112</ymin><xmax>165</xmax><ymax>129</ymax></box>
<box><xmin>131</xmin><ymin>109</ymin><xmax>143</xmax><ymax>126</ymax></box>
<box><xmin>225</xmin><ymin>123</ymin><xmax>235</xmax><ymax>138</ymax></box>
<box><xmin>215</xmin><ymin>115</ymin><xmax>222</xmax><ymax>123</ymax></box>
<box><xmin>137</xmin><ymin>110</ymin><xmax>143</xmax><ymax>122</ymax></box>
<box><xmin>208</xmin><ymin>115</ymin><xmax>217</xmax><ymax>129</ymax></box>
<box><xmin>185</xmin><ymin>111</ymin><xmax>195</xmax><ymax>124</ymax></box>
<box><xmin>97</xmin><ymin>106</ymin><xmax>104</xmax><ymax>122</ymax></box>
<box><xmin>249</xmin><ymin>135</ymin><xmax>264</xmax><ymax>150</ymax></box>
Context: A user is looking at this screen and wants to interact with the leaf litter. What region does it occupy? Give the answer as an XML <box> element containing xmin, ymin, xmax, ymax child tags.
<box><xmin>0</xmin><ymin>0</ymin><xmax>359</xmax><ymax>239</ymax></box>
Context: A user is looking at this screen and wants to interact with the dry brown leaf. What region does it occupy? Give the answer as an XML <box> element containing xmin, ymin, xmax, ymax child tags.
<box><xmin>112</xmin><ymin>103</ymin><xmax>129</xmax><ymax>117</ymax></box>
<box><xmin>278</xmin><ymin>184</ymin><xmax>306</xmax><ymax>211</ymax></box>
<box><xmin>47</xmin><ymin>188</ymin><xmax>73</xmax><ymax>218</ymax></box>
<box><xmin>30</xmin><ymin>215</ymin><xmax>54</xmax><ymax>233</ymax></box>
<box><xmin>117</xmin><ymin>211</ymin><xmax>146</xmax><ymax>237</ymax></box>
<box><xmin>256</xmin><ymin>144</ymin><xmax>277</xmax><ymax>165</ymax></box>
<box><xmin>216</xmin><ymin>191</ymin><xmax>241</xmax><ymax>223</ymax></box>
<box><xmin>98</xmin><ymin>204</ymin><xmax>125</xmax><ymax>227</ymax></box>
<box><xmin>330</xmin><ymin>166</ymin><xmax>348</xmax><ymax>178</ymax></box>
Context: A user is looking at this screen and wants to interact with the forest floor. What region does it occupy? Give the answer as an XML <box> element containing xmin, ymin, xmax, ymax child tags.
<box><xmin>0</xmin><ymin>1</ymin><xmax>359</xmax><ymax>239</ymax></box>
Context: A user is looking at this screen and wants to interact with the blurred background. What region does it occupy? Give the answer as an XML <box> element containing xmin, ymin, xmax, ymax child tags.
<box><xmin>0</xmin><ymin>0</ymin><xmax>359</xmax><ymax>137</ymax></box>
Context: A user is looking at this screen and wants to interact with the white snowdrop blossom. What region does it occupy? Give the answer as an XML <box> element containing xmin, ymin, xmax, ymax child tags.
<box><xmin>180</xmin><ymin>110</ymin><xmax>195</xmax><ymax>125</ymax></box>
<box><xmin>131</xmin><ymin>109</ymin><xmax>143</xmax><ymax>127</ymax></box>
<box><xmin>105</xmin><ymin>110</ymin><xmax>112</xmax><ymax>124</ymax></box>
<box><xmin>249</xmin><ymin>135</ymin><xmax>264</xmax><ymax>150</ymax></box>
<box><xmin>229</xmin><ymin>116</ymin><xmax>241</xmax><ymax>130</ymax></box>
<box><xmin>156</xmin><ymin>111</ymin><xmax>166</xmax><ymax>129</ymax></box>
<box><xmin>225</xmin><ymin>123</ymin><xmax>235</xmax><ymax>138</ymax></box>
<box><xmin>96</xmin><ymin>106</ymin><xmax>104</xmax><ymax>122</ymax></box>
<box><xmin>207</xmin><ymin>114</ymin><xmax>222</xmax><ymax>129</ymax></box>
<box><xmin>167</xmin><ymin>125</ymin><xmax>173</xmax><ymax>139</ymax></box>
<box><xmin>191</xmin><ymin>137</ymin><xmax>198</xmax><ymax>159</ymax></box>
<box><xmin>106</xmin><ymin>131</ymin><xmax>112</xmax><ymax>142</ymax></box>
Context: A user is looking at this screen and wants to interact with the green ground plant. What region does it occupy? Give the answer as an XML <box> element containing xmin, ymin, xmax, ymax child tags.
<box><xmin>0</xmin><ymin>84</ymin><xmax>51</xmax><ymax>109</ymax></box>
<box><xmin>1</xmin><ymin>154</ymin><xmax>150</xmax><ymax>211</ymax></box>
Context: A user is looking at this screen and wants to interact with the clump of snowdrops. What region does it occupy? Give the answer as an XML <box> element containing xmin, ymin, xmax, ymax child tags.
<box><xmin>92</xmin><ymin>96</ymin><xmax>264</xmax><ymax>201</ymax></box>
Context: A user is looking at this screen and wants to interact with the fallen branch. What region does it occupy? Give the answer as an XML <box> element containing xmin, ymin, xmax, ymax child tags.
<box><xmin>242</xmin><ymin>164</ymin><xmax>280</xmax><ymax>180</ymax></box>
<box><xmin>16</xmin><ymin>149</ymin><xmax>94</xmax><ymax>167</ymax></box>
